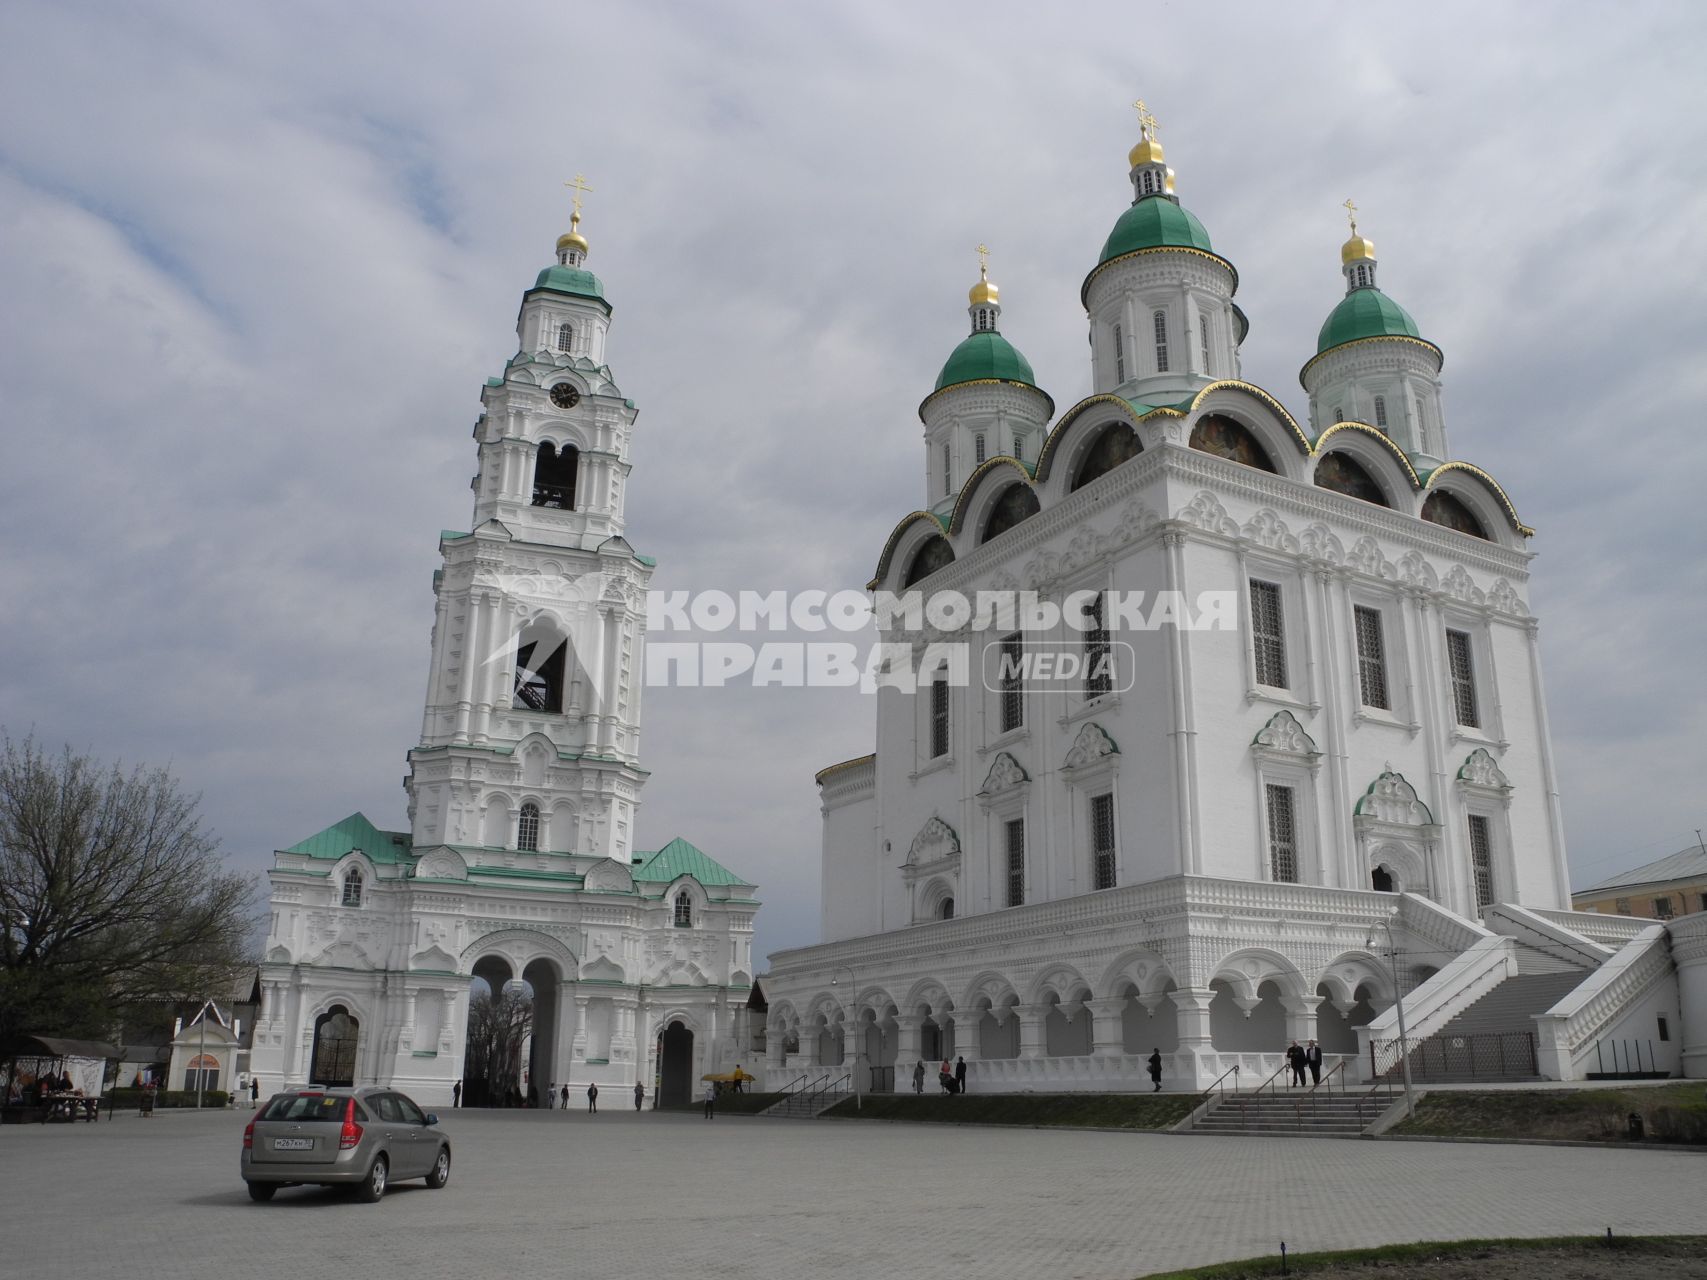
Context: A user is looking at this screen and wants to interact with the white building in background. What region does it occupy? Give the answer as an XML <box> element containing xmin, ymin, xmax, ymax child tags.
<box><xmin>250</xmin><ymin>207</ymin><xmax>761</xmax><ymax>1108</ymax></box>
<box><xmin>764</xmin><ymin>112</ymin><xmax>1695</xmax><ymax>1091</ymax></box>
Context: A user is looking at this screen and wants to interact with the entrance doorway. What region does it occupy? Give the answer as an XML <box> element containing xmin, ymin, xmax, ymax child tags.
<box><xmin>659</xmin><ymin>1021</ymin><xmax>694</xmax><ymax>1107</ymax></box>
<box><xmin>310</xmin><ymin>1007</ymin><xmax>359</xmax><ymax>1086</ymax></box>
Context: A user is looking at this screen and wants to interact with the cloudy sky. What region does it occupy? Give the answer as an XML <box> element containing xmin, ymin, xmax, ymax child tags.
<box><xmin>3</xmin><ymin>1</ymin><xmax>1704</xmax><ymax>963</ymax></box>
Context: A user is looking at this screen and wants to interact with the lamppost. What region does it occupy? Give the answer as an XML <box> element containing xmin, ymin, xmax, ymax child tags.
<box><xmin>829</xmin><ymin>965</ymin><xmax>861</xmax><ymax>1110</ymax></box>
<box><xmin>1367</xmin><ymin>914</ymin><xmax>1415</xmax><ymax>1120</ymax></box>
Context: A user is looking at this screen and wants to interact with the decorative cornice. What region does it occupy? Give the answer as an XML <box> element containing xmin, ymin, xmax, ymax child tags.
<box><xmin>1299</xmin><ymin>333</ymin><xmax>1444</xmax><ymax>386</ymax></box>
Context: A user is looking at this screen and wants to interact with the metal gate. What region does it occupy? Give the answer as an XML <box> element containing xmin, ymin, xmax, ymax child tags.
<box><xmin>1371</xmin><ymin>1030</ymin><xmax>1537</xmax><ymax>1082</ymax></box>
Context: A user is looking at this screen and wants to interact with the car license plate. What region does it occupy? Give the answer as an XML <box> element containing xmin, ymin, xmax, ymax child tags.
<box><xmin>273</xmin><ymin>1138</ymin><xmax>314</xmax><ymax>1151</ymax></box>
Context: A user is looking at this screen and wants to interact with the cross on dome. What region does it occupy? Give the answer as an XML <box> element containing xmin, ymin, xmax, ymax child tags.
<box><xmin>557</xmin><ymin>173</ymin><xmax>594</xmax><ymax>263</ymax></box>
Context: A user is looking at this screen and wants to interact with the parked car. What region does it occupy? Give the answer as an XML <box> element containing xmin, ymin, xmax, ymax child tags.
<box><xmin>241</xmin><ymin>1086</ymin><xmax>450</xmax><ymax>1202</ymax></box>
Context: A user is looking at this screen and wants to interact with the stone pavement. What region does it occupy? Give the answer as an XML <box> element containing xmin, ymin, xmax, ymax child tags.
<box><xmin>2</xmin><ymin>1105</ymin><xmax>1702</xmax><ymax>1280</ymax></box>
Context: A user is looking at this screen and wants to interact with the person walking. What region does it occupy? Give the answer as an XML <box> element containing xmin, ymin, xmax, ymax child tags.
<box><xmin>912</xmin><ymin>1060</ymin><xmax>925</xmax><ymax>1095</ymax></box>
<box><xmin>1305</xmin><ymin>1040</ymin><xmax>1323</xmax><ymax>1086</ymax></box>
<box><xmin>452</xmin><ymin>1080</ymin><xmax>461</xmax><ymax>1109</ymax></box>
<box><xmin>546</xmin><ymin>1081</ymin><xmax>554</xmax><ymax>1109</ymax></box>
<box><xmin>1147</xmin><ymin>1048</ymin><xmax>1163</xmax><ymax>1093</ymax></box>
<box><xmin>1286</xmin><ymin>1040</ymin><xmax>1306</xmax><ymax>1087</ymax></box>
<box><xmin>634</xmin><ymin>1081</ymin><xmax>645</xmax><ymax>1111</ymax></box>
<box><xmin>249</xmin><ymin>1077</ymin><xmax>260</xmax><ymax>1109</ymax></box>
<box><xmin>560</xmin><ymin>1082</ymin><xmax>569</xmax><ymax>1110</ymax></box>
<box><xmin>703</xmin><ymin>1081</ymin><xmax>716</xmax><ymax>1120</ymax></box>
<box><xmin>586</xmin><ymin>1081</ymin><xmax>599</xmax><ymax>1113</ymax></box>
<box><xmin>954</xmin><ymin>1056</ymin><xmax>967</xmax><ymax>1095</ymax></box>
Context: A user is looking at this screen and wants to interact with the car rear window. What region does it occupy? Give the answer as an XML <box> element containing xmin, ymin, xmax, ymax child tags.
<box><xmin>260</xmin><ymin>1094</ymin><xmax>362</xmax><ymax>1122</ymax></box>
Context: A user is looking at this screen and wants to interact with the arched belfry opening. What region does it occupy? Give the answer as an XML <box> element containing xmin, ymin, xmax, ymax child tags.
<box><xmin>658</xmin><ymin>1020</ymin><xmax>694</xmax><ymax>1108</ymax></box>
<box><xmin>310</xmin><ymin>1006</ymin><xmax>360</xmax><ymax>1087</ymax></box>
<box><xmin>532</xmin><ymin>441</ymin><xmax>579</xmax><ymax>509</ymax></box>
<box><xmin>513</xmin><ymin>625</ymin><xmax>566</xmax><ymax>714</ymax></box>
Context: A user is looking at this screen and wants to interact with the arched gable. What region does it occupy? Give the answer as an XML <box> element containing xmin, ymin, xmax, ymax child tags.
<box><xmin>947</xmin><ymin>456</ymin><xmax>1036</xmax><ymax>538</ymax></box>
<box><xmin>1422</xmin><ymin>462</ymin><xmax>1533</xmax><ymax>538</ymax></box>
<box><xmin>868</xmin><ymin>510</ymin><xmax>950</xmax><ymax>590</ymax></box>
<box><xmin>1034</xmin><ymin>394</ymin><xmax>1156</xmax><ymax>489</ymax></box>
<box><xmin>460</xmin><ymin>926</ymin><xmax>579</xmax><ymax>977</ymax></box>
<box><xmin>1313</xmin><ymin>450</ymin><xmax>1393</xmax><ymax>508</ymax></box>
<box><xmin>1311</xmin><ymin>422</ymin><xmax>1421</xmax><ymax>488</ymax></box>
<box><xmin>1189</xmin><ymin>381</ymin><xmax>1313</xmax><ymax>457</ymax></box>
<box><xmin>1208</xmin><ymin>947</ymin><xmax>1309</xmax><ymax>1000</ymax></box>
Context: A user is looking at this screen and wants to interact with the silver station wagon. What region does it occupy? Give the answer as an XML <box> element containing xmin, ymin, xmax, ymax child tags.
<box><xmin>241</xmin><ymin>1086</ymin><xmax>451</xmax><ymax>1203</ymax></box>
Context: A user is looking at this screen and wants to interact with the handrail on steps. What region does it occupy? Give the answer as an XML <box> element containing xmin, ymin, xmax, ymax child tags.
<box><xmin>1189</xmin><ymin>1064</ymin><xmax>1239</xmax><ymax>1128</ymax></box>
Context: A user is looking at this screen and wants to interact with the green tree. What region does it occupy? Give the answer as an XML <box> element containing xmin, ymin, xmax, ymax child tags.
<box><xmin>0</xmin><ymin>734</ymin><xmax>255</xmax><ymax>1054</ymax></box>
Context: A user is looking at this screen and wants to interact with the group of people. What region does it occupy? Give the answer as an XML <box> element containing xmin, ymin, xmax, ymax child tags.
<box><xmin>911</xmin><ymin>1057</ymin><xmax>969</xmax><ymax>1095</ymax></box>
<box><xmin>1284</xmin><ymin>1039</ymin><xmax>1325</xmax><ymax>1086</ymax></box>
<box><xmin>452</xmin><ymin>1078</ymin><xmax>647</xmax><ymax>1112</ymax></box>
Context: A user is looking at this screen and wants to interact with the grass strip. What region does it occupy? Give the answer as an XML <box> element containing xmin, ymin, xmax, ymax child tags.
<box><xmin>820</xmin><ymin>1091</ymin><xmax>1194</xmax><ymax>1129</ymax></box>
<box><xmin>1136</xmin><ymin>1233</ymin><xmax>1707</xmax><ymax>1279</ymax></box>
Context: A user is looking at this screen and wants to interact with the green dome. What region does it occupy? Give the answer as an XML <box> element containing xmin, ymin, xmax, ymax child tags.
<box><xmin>1316</xmin><ymin>288</ymin><xmax>1422</xmax><ymax>354</ymax></box>
<box><xmin>934</xmin><ymin>330</ymin><xmax>1038</xmax><ymax>392</ymax></box>
<box><xmin>1098</xmin><ymin>196</ymin><xmax>1214</xmax><ymax>264</ymax></box>
<box><xmin>532</xmin><ymin>264</ymin><xmax>606</xmax><ymax>303</ymax></box>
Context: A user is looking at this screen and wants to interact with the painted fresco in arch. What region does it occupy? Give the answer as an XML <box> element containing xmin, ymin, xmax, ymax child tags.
<box><xmin>1189</xmin><ymin>415</ymin><xmax>1276</xmax><ymax>473</ymax></box>
<box><xmin>1315</xmin><ymin>452</ymin><xmax>1388</xmax><ymax>507</ymax></box>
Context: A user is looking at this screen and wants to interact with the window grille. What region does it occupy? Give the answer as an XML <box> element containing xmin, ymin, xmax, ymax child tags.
<box><xmin>1468</xmin><ymin>814</ymin><xmax>1494</xmax><ymax>911</ymax></box>
<box><xmin>557</xmin><ymin>322</ymin><xmax>572</xmax><ymax>352</ymax></box>
<box><xmin>1153</xmin><ymin>310</ymin><xmax>1169</xmax><ymax>373</ymax></box>
<box><xmin>1199</xmin><ymin>313</ymin><xmax>1212</xmax><ymax>375</ymax></box>
<box><xmin>930</xmin><ymin>678</ymin><xmax>949</xmax><ymax>758</ymax></box>
<box><xmin>1012</xmin><ymin>434</ymin><xmax>1022</xmax><ymax>459</ymax></box>
<box><xmin>1354</xmin><ymin>605</ymin><xmax>1390</xmax><ymax>709</ymax></box>
<box><xmin>341</xmin><ymin>870</ymin><xmax>363</xmax><ymax>907</ymax></box>
<box><xmin>674</xmin><ymin>892</ymin><xmax>693</xmax><ymax>927</ymax></box>
<box><xmin>1113</xmin><ymin>323</ymin><xmax>1125</xmax><ymax>383</ymax></box>
<box><xmin>1084</xmin><ymin>591</ymin><xmax>1112</xmax><ymax>698</ymax></box>
<box><xmin>1334</xmin><ymin>406</ymin><xmax>1344</xmax><ymax>424</ymax></box>
<box><xmin>1249</xmin><ymin>580</ymin><xmax>1288</xmax><ymax>688</ymax></box>
<box><xmin>518</xmin><ymin>803</ymin><xmax>540</xmax><ymax>852</ymax></box>
<box><xmin>999</xmin><ymin>633</ymin><xmax>1024</xmax><ymax>732</ymax></box>
<box><xmin>1374</xmin><ymin>395</ymin><xmax>1388</xmax><ymax>429</ymax></box>
<box><xmin>1265</xmin><ymin>784</ymin><xmax>1298</xmax><ymax>883</ymax></box>
<box><xmin>1091</xmin><ymin>793</ymin><xmax>1116</xmax><ymax>890</ymax></box>
<box><xmin>1005</xmin><ymin>817</ymin><xmax>1025</xmax><ymax>907</ymax></box>
<box><xmin>1446</xmin><ymin>629</ymin><xmax>1479</xmax><ymax>727</ymax></box>
<box><xmin>975</xmin><ymin>434</ymin><xmax>986</xmax><ymax>465</ymax></box>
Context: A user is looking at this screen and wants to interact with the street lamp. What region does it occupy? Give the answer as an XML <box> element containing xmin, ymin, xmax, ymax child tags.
<box><xmin>829</xmin><ymin>965</ymin><xmax>861</xmax><ymax>1111</ymax></box>
<box><xmin>1366</xmin><ymin>915</ymin><xmax>1415</xmax><ymax>1120</ymax></box>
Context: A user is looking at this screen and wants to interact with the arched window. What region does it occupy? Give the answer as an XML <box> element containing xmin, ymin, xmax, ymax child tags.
<box><xmin>903</xmin><ymin>535</ymin><xmax>955</xmax><ymax>588</ymax></box>
<box><xmin>940</xmin><ymin>897</ymin><xmax>954</xmax><ymax>921</ymax></box>
<box><xmin>557</xmin><ymin>322</ymin><xmax>573</xmax><ymax>353</ymax></box>
<box><xmin>310</xmin><ymin>1007</ymin><xmax>359</xmax><ymax>1087</ymax></box>
<box><xmin>513</xmin><ymin>634</ymin><xmax>566</xmax><ymax>713</ymax></box>
<box><xmin>942</xmin><ymin>444</ymin><xmax>952</xmax><ymax>497</ymax></box>
<box><xmin>1071</xmin><ymin>422</ymin><xmax>1142</xmax><ymax>491</ymax></box>
<box><xmin>974</xmin><ymin>434</ymin><xmax>986</xmax><ymax>465</ymax></box>
<box><xmin>1314</xmin><ymin>452</ymin><xmax>1390</xmax><ymax>507</ymax></box>
<box><xmin>1011</xmin><ymin>434</ymin><xmax>1022</xmax><ymax>459</ymax></box>
<box><xmin>1189</xmin><ymin>415</ymin><xmax>1277</xmax><ymax>473</ymax></box>
<box><xmin>517</xmin><ymin>803</ymin><xmax>540</xmax><ymax>852</ymax></box>
<box><xmin>183</xmin><ymin>1054</ymin><xmax>220</xmax><ymax>1093</ymax></box>
<box><xmin>1334</xmin><ymin>405</ymin><xmax>1344</xmax><ymax>424</ymax></box>
<box><xmin>532</xmin><ymin>442</ymin><xmax>579</xmax><ymax>509</ymax></box>
<box><xmin>1199</xmin><ymin>314</ymin><xmax>1212</xmax><ymax>375</ymax></box>
<box><xmin>1153</xmin><ymin>310</ymin><xmax>1169</xmax><ymax>373</ymax></box>
<box><xmin>673</xmin><ymin>892</ymin><xmax>693</xmax><ymax>928</ymax></box>
<box><xmin>341</xmin><ymin>869</ymin><xmax>364</xmax><ymax>907</ymax></box>
<box><xmin>1113</xmin><ymin>323</ymin><xmax>1126</xmax><ymax>383</ymax></box>
<box><xmin>1373</xmin><ymin>395</ymin><xmax>1388</xmax><ymax>429</ymax></box>
<box><xmin>980</xmin><ymin>483</ymin><xmax>1041</xmax><ymax>544</ymax></box>
<box><xmin>1421</xmin><ymin>490</ymin><xmax>1491</xmax><ymax>540</ymax></box>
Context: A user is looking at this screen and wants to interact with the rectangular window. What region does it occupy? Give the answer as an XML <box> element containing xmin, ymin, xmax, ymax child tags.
<box><xmin>1265</xmin><ymin>783</ymin><xmax>1298</xmax><ymax>883</ymax></box>
<box><xmin>1005</xmin><ymin>817</ymin><xmax>1025</xmax><ymax>907</ymax></box>
<box><xmin>929</xmin><ymin>677</ymin><xmax>949</xmax><ymax>759</ymax></box>
<box><xmin>1199</xmin><ymin>313</ymin><xmax>1212</xmax><ymax>375</ymax></box>
<box><xmin>1446</xmin><ymin>629</ymin><xmax>1480</xmax><ymax>727</ymax></box>
<box><xmin>1084</xmin><ymin>591</ymin><xmax>1112</xmax><ymax>698</ymax></box>
<box><xmin>1354</xmin><ymin>605</ymin><xmax>1390</xmax><ymax>709</ymax></box>
<box><xmin>1153</xmin><ymin>309</ymin><xmax>1169</xmax><ymax>372</ymax></box>
<box><xmin>1249</xmin><ymin>579</ymin><xmax>1288</xmax><ymax>689</ymax></box>
<box><xmin>1615</xmin><ymin>897</ymin><xmax>1631</xmax><ymax>915</ymax></box>
<box><xmin>943</xmin><ymin>444</ymin><xmax>952</xmax><ymax>497</ymax></box>
<box><xmin>1468</xmin><ymin>814</ymin><xmax>1494</xmax><ymax>912</ymax></box>
<box><xmin>975</xmin><ymin>434</ymin><xmax>986</xmax><ymax>465</ymax></box>
<box><xmin>1654</xmin><ymin>896</ymin><xmax>1675</xmax><ymax>919</ymax></box>
<box><xmin>1012</xmin><ymin>433</ymin><xmax>1023</xmax><ymax>459</ymax></box>
<box><xmin>1374</xmin><ymin>394</ymin><xmax>1388</xmax><ymax>429</ymax></box>
<box><xmin>1113</xmin><ymin>323</ymin><xmax>1125</xmax><ymax>383</ymax></box>
<box><xmin>1658</xmin><ymin>1016</ymin><xmax>1671</xmax><ymax>1042</ymax></box>
<box><xmin>1091</xmin><ymin>793</ymin><xmax>1116</xmax><ymax>891</ymax></box>
<box><xmin>999</xmin><ymin>632</ymin><xmax>1024</xmax><ymax>732</ymax></box>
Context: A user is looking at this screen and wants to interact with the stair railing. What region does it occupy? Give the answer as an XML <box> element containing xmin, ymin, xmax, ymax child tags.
<box><xmin>1233</xmin><ymin>1061</ymin><xmax>1294</xmax><ymax>1127</ymax></box>
<box><xmin>1189</xmin><ymin>1064</ymin><xmax>1239</xmax><ymax>1128</ymax></box>
<box><xmin>763</xmin><ymin>1070</ymin><xmax>829</xmax><ymax>1116</ymax></box>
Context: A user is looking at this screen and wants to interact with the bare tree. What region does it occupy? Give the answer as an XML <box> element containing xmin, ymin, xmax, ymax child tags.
<box><xmin>464</xmin><ymin>989</ymin><xmax>533</xmax><ymax>1104</ymax></box>
<box><xmin>0</xmin><ymin>734</ymin><xmax>256</xmax><ymax>1053</ymax></box>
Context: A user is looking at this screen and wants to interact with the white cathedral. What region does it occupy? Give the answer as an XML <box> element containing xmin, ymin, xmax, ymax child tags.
<box><xmin>762</xmin><ymin>112</ymin><xmax>1704</xmax><ymax>1091</ymax></box>
<box><xmin>250</xmin><ymin>204</ymin><xmax>761</xmax><ymax>1108</ymax></box>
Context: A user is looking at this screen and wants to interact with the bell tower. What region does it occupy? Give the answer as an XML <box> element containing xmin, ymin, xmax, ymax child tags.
<box><xmin>406</xmin><ymin>184</ymin><xmax>654</xmax><ymax>868</ymax></box>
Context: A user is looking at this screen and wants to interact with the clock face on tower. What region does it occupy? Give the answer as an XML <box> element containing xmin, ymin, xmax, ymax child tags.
<box><xmin>549</xmin><ymin>383</ymin><xmax>581</xmax><ymax>409</ymax></box>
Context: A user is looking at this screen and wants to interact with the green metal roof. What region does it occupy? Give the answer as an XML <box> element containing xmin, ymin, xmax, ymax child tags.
<box><xmin>1099</xmin><ymin>196</ymin><xmax>1214</xmax><ymax>264</ymax></box>
<box><xmin>1316</xmin><ymin>287</ymin><xmax>1423</xmax><ymax>354</ymax></box>
<box><xmin>934</xmin><ymin>330</ymin><xmax>1039</xmax><ymax>393</ymax></box>
<box><xmin>531</xmin><ymin>264</ymin><xmax>608</xmax><ymax>306</ymax></box>
<box><xmin>282</xmin><ymin>813</ymin><xmax>411</xmax><ymax>864</ymax></box>
<box><xmin>631</xmin><ymin>836</ymin><xmax>747</xmax><ymax>886</ymax></box>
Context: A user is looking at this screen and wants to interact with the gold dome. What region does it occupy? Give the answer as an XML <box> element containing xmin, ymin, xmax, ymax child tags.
<box><xmin>1129</xmin><ymin>134</ymin><xmax>1165</xmax><ymax>168</ymax></box>
<box><xmin>557</xmin><ymin>210</ymin><xmax>589</xmax><ymax>255</ymax></box>
<box><xmin>968</xmin><ymin>265</ymin><xmax>999</xmax><ymax>306</ymax></box>
<box><xmin>1340</xmin><ymin>233</ymin><xmax>1376</xmax><ymax>264</ymax></box>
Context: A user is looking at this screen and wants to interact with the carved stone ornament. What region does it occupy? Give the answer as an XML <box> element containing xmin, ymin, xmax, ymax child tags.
<box><xmin>908</xmin><ymin>816</ymin><xmax>960</xmax><ymax>865</ymax></box>
<box><xmin>1251</xmin><ymin>710</ymin><xmax>1319</xmax><ymax>758</ymax></box>
<box><xmin>1175</xmin><ymin>490</ymin><xmax>1239</xmax><ymax>537</ymax></box>
<box><xmin>414</xmin><ymin>849</ymin><xmax>467</xmax><ymax>881</ymax></box>
<box><xmin>1456</xmin><ymin>747</ymin><xmax>1511</xmax><ymax>791</ymax></box>
<box><xmin>979</xmin><ymin>751</ymin><xmax>1030</xmax><ymax>796</ymax></box>
<box><xmin>1063</xmin><ymin>722</ymin><xmax>1118</xmax><ymax>770</ymax></box>
<box><xmin>1241</xmin><ymin>509</ymin><xmax>1299</xmax><ymax>554</ymax></box>
<box><xmin>1354</xmin><ymin>767</ymin><xmax>1434</xmax><ymax>825</ymax></box>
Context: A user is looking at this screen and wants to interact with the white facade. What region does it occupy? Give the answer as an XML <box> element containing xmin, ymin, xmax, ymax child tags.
<box><xmin>252</xmin><ymin>224</ymin><xmax>761</xmax><ymax>1108</ymax></box>
<box><xmin>762</xmin><ymin>120</ymin><xmax>1685</xmax><ymax>1092</ymax></box>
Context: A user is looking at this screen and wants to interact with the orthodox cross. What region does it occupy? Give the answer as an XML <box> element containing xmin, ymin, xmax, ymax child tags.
<box><xmin>565</xmin><ymin>173</ymin><xmax>595</xmax><ymax>218</ymax></box>
<box><xmin>1343</xmin><ymin>197</ymin><xmax>1359</xmax><ymax>235</ymax></box>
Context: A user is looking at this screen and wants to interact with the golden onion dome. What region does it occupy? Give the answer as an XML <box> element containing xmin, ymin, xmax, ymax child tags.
<box><xmin>1341</xmin><ymin>232</ymin><xmax>1376</xmax><ymax>264</ymax></box>
<box><xmin>1128</xmin><ymin>134</ymin><xmax>1165</xmax><ymax>168</ymax></box>
<box><xmin>968</xmin><ymin>265</ymin><xmax>999</xmax><ymax>306</ymax></box>
<box><xmin>557</xmin><ymin>211</ymin><xmax>589</xmax><ymax>255</ymax></box>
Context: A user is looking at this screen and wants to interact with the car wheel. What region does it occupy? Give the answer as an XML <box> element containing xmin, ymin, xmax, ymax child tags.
<box><xmin>426</xmin><ymin>1147</ymin><xmax>451</xmax><ymax>1189</ymax></box>
<box><xmin>357</xmin><ymin>1155</ymin><xmax>388</xmax><ymax>1203</ymax></box>
<box><xmin>246</xmin><ymin>1183</ymin><xmax>276</xmax><ymax>1203</ymax></box>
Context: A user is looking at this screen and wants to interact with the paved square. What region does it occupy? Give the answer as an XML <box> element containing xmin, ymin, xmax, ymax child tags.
<box><xmin>2</xmin><ymin>1107</ymin><xmax>1702</xmax><ymax>1279</ymax></box>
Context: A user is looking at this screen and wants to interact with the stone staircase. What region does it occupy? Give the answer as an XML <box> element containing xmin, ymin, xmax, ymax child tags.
<box><xmin>760</xmin><ymin>1088</ymin><xmax>852</xmax><ymax>1119</ymax></box>
<box><xmin>1191</xmin><ymin>1087</ymin><xmax>1399</xmax><ymax>1138</ymax></box>
<box><xmin>1401</xmin><ymin>944</ymin><xmax>1594</xmax><ymax>1082</ymax></box>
